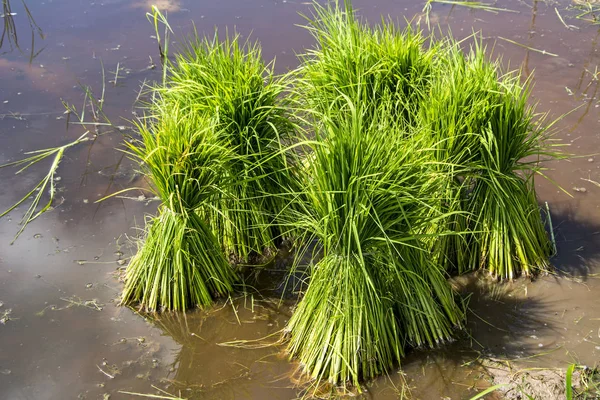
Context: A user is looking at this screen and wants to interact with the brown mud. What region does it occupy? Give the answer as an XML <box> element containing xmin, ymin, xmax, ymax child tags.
<box><xmin>1</xmin><ymin>0</ymin><xmax>600</xmax><ymax>399</ymax></box>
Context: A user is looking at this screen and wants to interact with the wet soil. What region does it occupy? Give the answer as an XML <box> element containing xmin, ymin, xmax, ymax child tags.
<box><xmin>1</xmin><ymin>0</ymin><xmax>599</xmax><ymax>399</ymax></box>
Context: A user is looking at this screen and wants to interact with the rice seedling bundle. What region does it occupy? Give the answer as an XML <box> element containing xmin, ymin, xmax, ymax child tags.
<box><xmin>122</xmin><ymin>30</ymin><xmax>300</xmax><ymax>311</ymax></box>
<box><xmin>297</xmin><ymin>0</ymin><xmax>437</xmax><ymax>126</ymax></box>
<box><xmin>285</xmin><ymin>95</ymin><xmax>463</xmax><ymax>389</ymax></box>
<box><xmin>122</xmin><ymin>105</ymin><xmax>237</xmax><ymax>312</ymax></box>
<box><xmin>158</xmin><ymin>33</ymin><xmax>298</xmax><ymax>263</ymax></box>
<box><xmin>284</xmin><ymin>0</ymin><xmax>558</xmax><ymax>389</ymax></box>
<box><xmin>419</xmin><ymin>41</ymin><xmax>554</xmax><ymax>279</ymax></box>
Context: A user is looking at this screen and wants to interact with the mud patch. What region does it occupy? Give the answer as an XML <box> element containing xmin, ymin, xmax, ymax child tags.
<box><xmin>484</xmin><ymin>360</ymin><xmax>600</xmax><ymax>399</ymax></box>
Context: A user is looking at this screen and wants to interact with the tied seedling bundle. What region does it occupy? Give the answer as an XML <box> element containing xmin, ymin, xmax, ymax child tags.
<box><xmin>296</xmin><ymin>0</ymin><xmax>438</xmax><ymax>127</ymax></box>
<box><xmin>121</xmin><ymin>105</ymin><xmax>237</xmax><ymax>312</ymax></box>
<box><xmin>122</xmin><ymin>31</ymin><xmax>298</xmax><ymax>311</ymax></box>
<box><xmin>157</xmin><ymin>32</ymin><xmax>299</xmax><ymax>264</ymax></box>
<box><xmin>285</xmin><ymin>2</ymin><xmax>465</xmax><ymax>388</ymax></box>
<box><xmin>285</xmin><ymin>93</ymin><xmax>464</xmax><ymax>391</ymax></box>
<box><xmin>420</xmin><ymin>40</ymin><xmax>557</xmax><ymax>279</ymax></box>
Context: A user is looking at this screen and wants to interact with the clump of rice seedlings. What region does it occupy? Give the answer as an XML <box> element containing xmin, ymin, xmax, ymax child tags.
<box><xmin>419</xmin><ymin>41</ymin><xmax>499</xmax><ymax>274</ymax></box>
<box><xmin>122</xmin><ymin>29</ymin><xmax>300</xmax><ymax>310</ymax></box>
<box><xmin>468</xmin><ymin>73</ymin><xmax>554</xmax><ymax>279</ymax></box>
<box><xmin>285</xmin><ymin>94</ymin><xmax>463</xmax><ymax>390</ymax></box>
<box><xmin>296</xmin><ymin>0</ymin><xmax>438</xmax><ymax>126</ymax></box>
<box><xmin>420</xmin><ymin>40</ymin><xmax>556</xmax><ymax>279</ymax></box>
<box><xmin>157</xmin><ymin>31</ymin><xmax>298</xmax><ymax>264</ymax></box>
<box><xmin>121</xmin><ymin>104</ymin><xmax>237</xmax><ymax>311</ymax></box>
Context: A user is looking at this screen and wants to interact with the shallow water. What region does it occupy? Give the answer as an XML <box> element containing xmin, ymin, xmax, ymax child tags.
<box><xmin>0</xmin><ymin>1</ymin><xmax>599</xmax><ymax>399</ymax></box>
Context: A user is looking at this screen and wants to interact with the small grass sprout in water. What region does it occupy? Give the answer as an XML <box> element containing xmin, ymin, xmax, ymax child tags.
<box><xmin>0</xmin><ymin>132</ymin><xmax>90</xmax><ymax>243</ymax></box>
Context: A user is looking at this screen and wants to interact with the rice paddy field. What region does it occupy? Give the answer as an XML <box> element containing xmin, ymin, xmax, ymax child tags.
<box><xmin>1</xmin><ymin>0</ymin><xmax>600</xmax><ymax>399</ymax></box>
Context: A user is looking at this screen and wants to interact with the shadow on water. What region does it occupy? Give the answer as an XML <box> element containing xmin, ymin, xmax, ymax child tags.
<box><xmin>376</xmin><ymin>274</ymin><xmax>564</xmax><ymax>399</ymax></box>
<box><xmin>139</xmin><ymin>247</ymin><xmax>566</xmax><ymax>399</ymax></box>
<box><xmin>547</xmin><ymin>205</ymin><xmax>600</xmax><ymax>279</ymax></box>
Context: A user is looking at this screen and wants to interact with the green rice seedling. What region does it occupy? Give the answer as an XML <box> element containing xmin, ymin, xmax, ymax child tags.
<box><xmin>468</xmin><ymin>75</ymin><xmax>555</xmax><ymax>279</ymax></box>
<box><xmin>572</xmin><ymin>0</ymin><xmax>600</xmax><ymax>25</ymax></box>
<box><xmin>418</xmin><ymin>40</ymin><xmax>499</xmax><ymax>274</ymax></box>
<box><xmin>296</xmin><ymin>0</ymin><xmax>438</xmax><ymax>126</ymax></box>
<box><xmin>121</xmin><ymin>103</ymin><xmax>237</xmax><ymax>312</ymax></box>
<box><xmin>285</xmin><ymin>93</ymin><xmax>463</xmax><ymax>390</ymax></box>
<box><xmin>0</xmin><ymin>132</ymin><xmax>90</xmax><ymax>244</ymax></box>
<box><xmin>156</xmin><ymin>31</ymin><xmax>299</xmax><ymax>264</ymax></box>
<box><xmin>419</xmin><ymin>39</ymin><xmax>557</xmax><ymax>279</ymax></box>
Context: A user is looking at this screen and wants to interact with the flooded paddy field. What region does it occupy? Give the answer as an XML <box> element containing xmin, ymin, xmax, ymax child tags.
<box><xmin>1</xmin><ymin>0</ymin><xmax>600</xmax><ymax>399</ymax></box>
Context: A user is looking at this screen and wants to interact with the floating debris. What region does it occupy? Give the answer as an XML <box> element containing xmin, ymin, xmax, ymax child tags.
<box><xmin>96</xmin><ymin>364</ymin><xmax>116</xmax><ymax>379</ymax></box>
<box><xmin>0</xmin><ymin>309</ymin><xmax>13</xmax><ymax>324</ymax></box>
<box><xmin>60</xmin><ymin>296</ymin><xmax>104</xmax><ymax>311</ymax></box>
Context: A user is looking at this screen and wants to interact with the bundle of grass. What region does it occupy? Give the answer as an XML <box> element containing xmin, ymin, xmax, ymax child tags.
<box><xmin>296</xmin><ymin>0</ymin><xmax>437</xmax><ymax>126</ymax></box>
<box><xmin>418</xmin><ymin>42</ymin><xmax>499</xmax><ymax>274</ymax></box>
<box><xmin>121</xmin><ymin>105</ymin><xmax>238</xmax><ymax>312</ymax></box>
<box><xmin>157</xmin><ymin>32</ymin><xmax>298</xmax><ymax>264</ymax></box>
<box><xmin>285</xmin><ymin>95</ymin><xmax>463</xmax><ymax>390</ymax></box>
<box><xmin>468</xmin><ymin>76</ymin><xmax>555</xmax><ymax>279</ymax></box>
<box><xmin>419</xmin><ymin>40</ymin><xmax>555</xmax><ymax>279</ymax></box>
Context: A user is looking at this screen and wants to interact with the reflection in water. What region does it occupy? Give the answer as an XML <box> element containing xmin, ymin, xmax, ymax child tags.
<box><xmin>572</xmin><ymin>29</ymin><xmax>600</xmax><ymax>131</ymax></box>
<box><xmin>1</xmin><ymin>0</ymin><xmax>600</xmax><ymax>399</ymax></box>
<box><xmin>0</xmin><ymin>0</ymin><xmax>45</xmax><ymax>62</ymax></box>
<box><xmin>148</xmin><ymin>299</ymin><xmax>295</xmax><ymax>399</ymax></box>
<box><xmin>131</xmin><ymin>0</ymin><xmax>182</xmax><ymax>13</ymax></box>
<box><xmin>523</xmin><ymin>0</ymin><xmax>539</xmax><ymax>78</ymax></box>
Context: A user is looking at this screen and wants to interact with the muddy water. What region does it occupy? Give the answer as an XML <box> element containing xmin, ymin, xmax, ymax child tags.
<box><xmin>1</xmin><ymin>0</ymin><xmax>599</xmax><ymax>399</ymax></box>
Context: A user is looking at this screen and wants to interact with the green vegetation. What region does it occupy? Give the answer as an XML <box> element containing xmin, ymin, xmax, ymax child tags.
<box><xmin>282</xmin><ymin>0</ymin><xmax>559</xmax><ymax>388</ymax></box>
<box><xmin>0</xmin><ymin>133</ymin><xmax>90</xmax><ymax>243</ymax></box>
<box><xmin>121</xmin><ymin>24</ymin><xmax>299</xmax><ymax>311</ymax></box>
<box><xmin>284</xmin><ymin>2</ymin><xmax>466</xmax><ymax>390</ymax></box>
<box><xmin>296</xmin><ymin>1</ymin><xmax>437</xmax><ymax>125</ymax></box>
<box><xmin>572</xmin><ymin>0</ymin><xmax>600</xmax><ymax>26</ymax></box>
<box><xmin>0</xmin><ymin>0</ymin><xmax>563</xmax><ymax>392</ymax></box>
<box><xmin>121</xmin><ymin>105</ymin><xmax>237</xmax><ymax>311</ymax></box>
<box><xmin>421</xmin><ymin>41</ymin><xmax>556</xmax><ymax>279</ymax></box>
<box><xmin>567</xmin><ymin>364</ymin><xmax>600</xmax><ymax>400</ymax></box>
<box><xmin>285</xmin><ymin>94</ymin><xmax>464</xmax><ymax>389</ymax></box>
<box><xmin>157</xmin><ymin>32</ymin><xmax>299</xmax><ymax>264</ymax></box>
